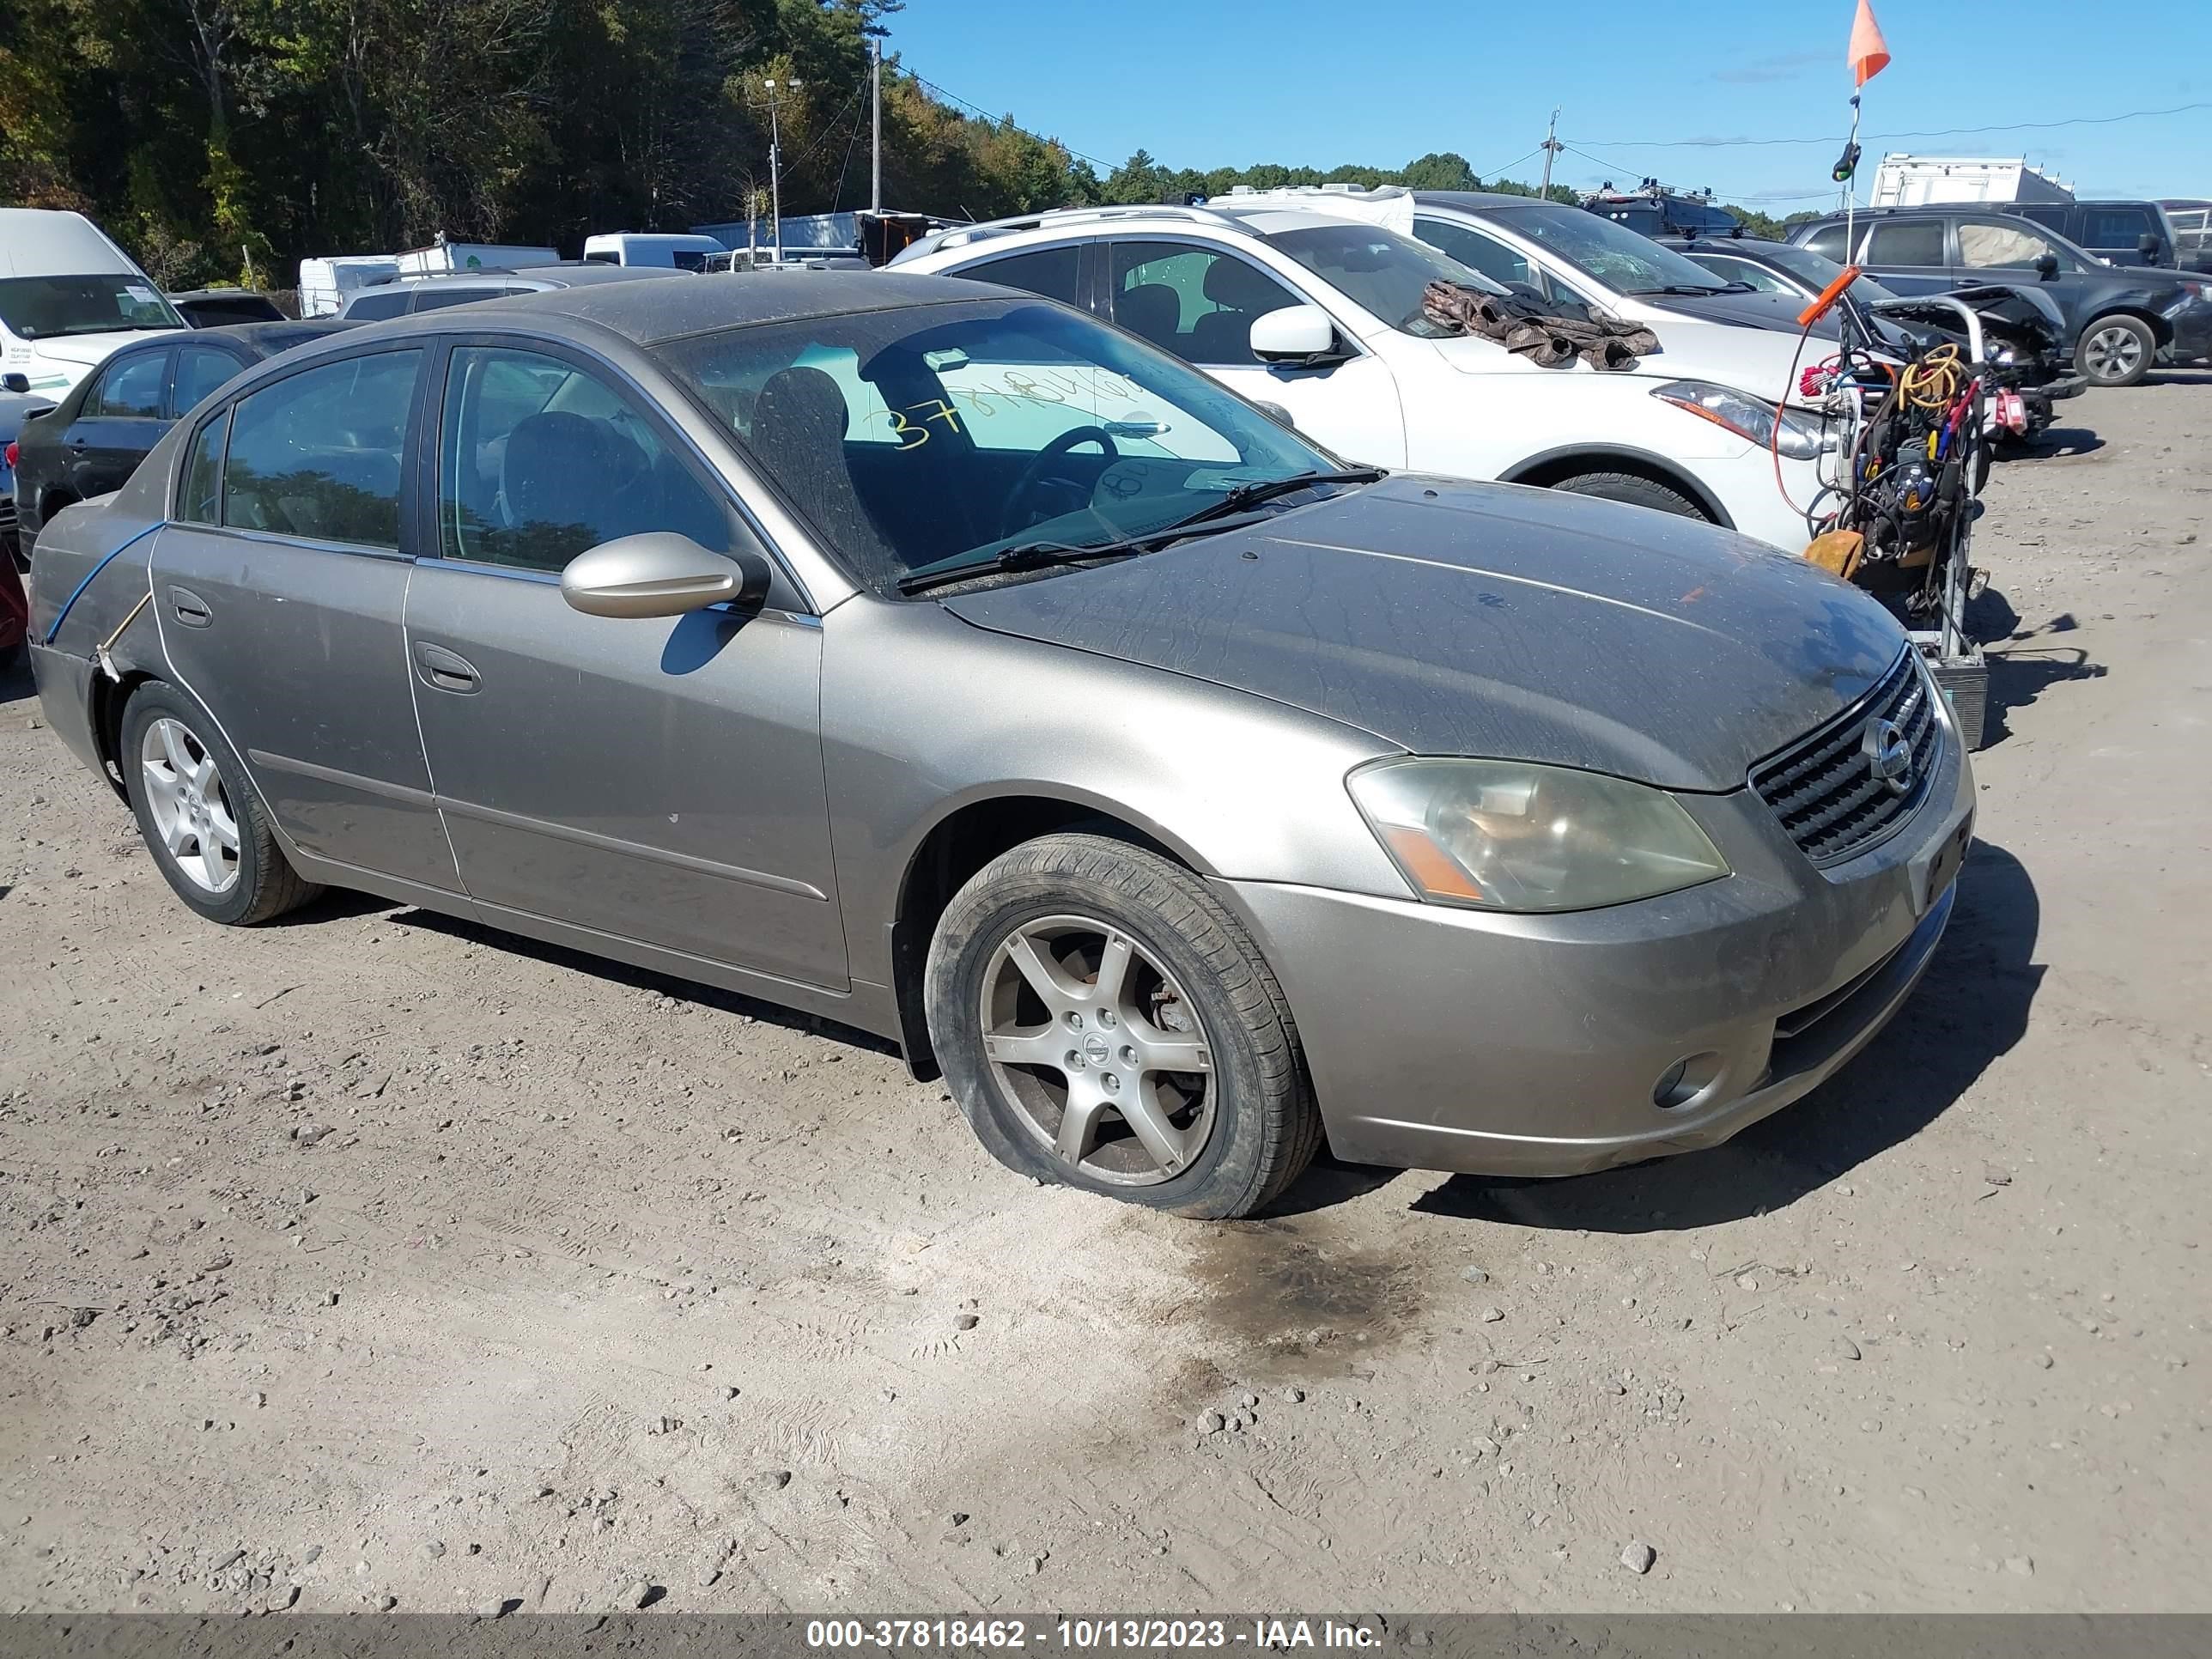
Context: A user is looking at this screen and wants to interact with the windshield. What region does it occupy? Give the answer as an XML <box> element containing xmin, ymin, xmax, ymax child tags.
<box><xmin>0</xmin><ymin>274</ymin><xmax>184</xmax><ymax>339</ymax></box>
<box><xmin>1746</xmin><ymin>242</ymin><xmax>1899</xmax><ymax>305</ymax></box>
<box><xmin>660</xmin><ymin>297</ymin><xmax>1340</xmax><ymax>593</ymax></box>
<box><xmin>1264</xmin><ymin>223</ymin><xmax>1505</xmax><ymax>336</ymax></box>
<box><xmin>1487</xmin><ymin>206</ymin><xmax>1741</xmax><ymax>295</ymax></box>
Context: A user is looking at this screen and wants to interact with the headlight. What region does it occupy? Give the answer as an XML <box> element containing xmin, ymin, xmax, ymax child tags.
<box><xmin>1651</xmin><ymin>379</ymin><xmax>1827</xmax><ymax>459</ymax></box>
<box><xmin>1347</xmin><ymin>757</ymin><xmax>1730</xmax><ymax>913</ymax></box>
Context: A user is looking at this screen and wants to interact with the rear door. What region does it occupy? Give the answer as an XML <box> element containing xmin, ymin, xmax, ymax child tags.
<box><xmin>1858</xmin><ymin>216</ymin><xmax>1953</xmax><ymax>294</ymax></box>
<box><xmin>68</xmin><ymin>347</ymin><xmax>173</xmax><ymax>500</ymax></box>
<box><xmin>402</xmin><ymin>337</ymin><xmax>848</xmax><ymax>988</ymax></box>
<box><xmin>152</xmin><ymin>347</ymin><xmax>458</xmax><ymax>891</ymax></box>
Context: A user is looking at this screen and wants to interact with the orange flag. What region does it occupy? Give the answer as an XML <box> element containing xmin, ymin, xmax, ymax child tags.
<box><xmin>1850</xmin><ymin>0</ymin><xmax>1892</xmax><ymax>86</ymax></box>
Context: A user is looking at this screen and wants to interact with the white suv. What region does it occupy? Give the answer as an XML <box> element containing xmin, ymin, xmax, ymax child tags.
<box><xmin>891</xmin><ymin>192</ymin><xmax>1831</xmax><ymax>550</ymax></box>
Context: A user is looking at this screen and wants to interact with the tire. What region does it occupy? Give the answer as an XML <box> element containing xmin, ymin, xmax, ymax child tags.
<box><xmin>120</xmin><ymin>679</ymin><xmax>320</xmax><ymax>926</ymax></box>
<box><xmin>1549</xmin><ymin>471</ymin><xmax>1706</xmax><ymax>520</ymax></box>
<box><xmin>924</xmin><ymin>831</ymin><xmax>1320</xmax><ymax>1219</ymax></box>
<box><xmin>2075</xmin><ymin>314</ymin><xmax>2155</xmax><ymax>388</ymax></box>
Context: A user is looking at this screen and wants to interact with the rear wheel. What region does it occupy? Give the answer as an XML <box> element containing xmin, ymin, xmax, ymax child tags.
<box><xmin>925</xmin><ymin>832</ymin><xmax>1320</xmax><ymax>1219</ymax></box>
<box><xmin>121</xmin><ymin>680</ymin><xmax>320</xmax><ymax>926</ymax></box>
<box><xmin>1550</xmin><ymin>471</ymin><xmax>1706</xmax><ymax>519</ymax></box>
<box><xmin>2075</xmin><ymin>314</ymin><xmax>2155</xmax><ymax>387</ymax></box>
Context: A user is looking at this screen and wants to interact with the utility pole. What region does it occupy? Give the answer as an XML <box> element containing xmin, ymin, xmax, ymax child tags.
<box><xmin>1537</xmin><ymin>108</ymin><xmax>1564</xmax><ymax>199</ymax></box>
<box><xmin>760</xmin><ymin>77</ymin><xmax>801</xmax><ymax>264</ymax></box>
<box><xmin>869</xmin><ymin>35</ymin><xmax>883</xmax><ymax>215</ymax></box>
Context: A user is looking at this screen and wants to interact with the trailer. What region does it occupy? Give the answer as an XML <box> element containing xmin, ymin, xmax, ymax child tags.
<box><xmin>1870</xmin><ymin>155</ymin><xmax>2074</xmax><ymax>208</ymax></box>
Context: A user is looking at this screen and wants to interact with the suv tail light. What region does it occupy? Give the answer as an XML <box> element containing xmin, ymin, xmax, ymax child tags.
<box><xmin>3</xmin><ymin>441</ymin><xmax>15</xmax><ymax>469</ymax></box>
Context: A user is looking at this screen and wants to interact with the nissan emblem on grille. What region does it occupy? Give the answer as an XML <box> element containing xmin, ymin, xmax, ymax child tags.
<box><xmin>1862</xmin><ymin>716</ymin><xmax>1914</xmax><ymax>795</ymax></box>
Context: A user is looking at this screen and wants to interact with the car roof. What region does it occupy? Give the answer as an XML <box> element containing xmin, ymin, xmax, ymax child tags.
<box><xmin>1663</xmin><ymin>235</ymin><xmax>1791</xmax><ymax>252</ymax></box>
<box><xmin>1410</xmin><ymin>191</ymin><xmax>1568</xmax><ymax>213</ymax></box>
<box><xmin>351</xmin><ymin>269</ymin><xmax>995</xmax><ymax>348</ymax></box>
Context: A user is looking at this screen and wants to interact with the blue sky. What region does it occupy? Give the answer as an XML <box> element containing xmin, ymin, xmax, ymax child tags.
<box><xmin>887</xmin><ymin>0</ymin><xmax>2211</xmax><ymax>204</ymax></box>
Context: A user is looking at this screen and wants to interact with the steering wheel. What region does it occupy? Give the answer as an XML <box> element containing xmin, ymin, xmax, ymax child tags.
<box><xmin>1000</xmin><ymin>426</ymin><xmax>1118</xmax><ymax>539</ymax></box>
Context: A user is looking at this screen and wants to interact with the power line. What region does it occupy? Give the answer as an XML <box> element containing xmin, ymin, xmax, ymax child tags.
<box><xmin>1571</xmin><ymin>97</ymin><xmax>2212</xmax><ymax>150</ymax></box>
<box><xmin>906</xmin><ymin>71</ymin><xmax>1120</xmax><ymax>172</ymax></box>
<box><xmin>1474</xmin><ymin>147</ymin><xmax>1546</xmax><ymax>183</ymax></box>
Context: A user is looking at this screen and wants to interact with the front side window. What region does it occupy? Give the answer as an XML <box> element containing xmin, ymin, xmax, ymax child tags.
<box><xmin>0</xmin><ymin>274</ymin><xmax>183</xmax><ymax>339</ymax></box>
<box><xmin>2082</xmin><ymin>206</ymin><xmax>2154</xmax><ymax>248</ymax></box>
<box><xmin>178</xmin><ymin>407</ymin><xmax>231</xmax><ymax>526</ymax></box>
<box><xmin>1685</xmin><ymin>254</ymin><xmax>1790</xmax><ymax>294</ymax></box>
<box><xmin>437</xmin><ymin>346</ymin><xmax>732</xmax><ymax>573</ymax></box>
<box><xmin>661</xmin><ymin>297</ymin><xmax>1340</xmax><ymax>593</ymax></box>
<box><xmin>1867</xmin><ymin>220</ymin><xmax>1947</xmax><ymax>266</ymax></box>
<box><xmin>1416</xmin><ymin>216</ymin><xmax>1535</xmax><ymax>289</ymax></box>
<box><xmin>222</xmin><ymin>349</ymin><xmax>420</xmax><ymax>548</ymax></box>
<box><xmin>172</xmin><ymin>346</ymin><xmax>243</xmax><ymax>415</ymax></box>
<box><xmin>961</xmin><ymin>245</ymin><xmax>1084</xmax><ymax>306</ymax></box>
<box><xmin>1750</xmin><ymin>241</ymin><xmax>1900</xmax><ymax>305</ymax></box>
<box><xmin>1109</xmin><ymin>241</ymin><xmax>1299</xmax><ymax>366</ymax></box>
<box><xmin>90</xmin><ymin>352</ymin><xmax>169</xmax><ymax>418</ymax></box>
<box><xmin>1958</xmin><ymin>221</ymin><xmax>2075</xmax><ymax>270</ymax></box>
<box><xmin>1268</xmin><ymin>223</ymin><xmax>1503</xmax><ymax>335</ymax></box>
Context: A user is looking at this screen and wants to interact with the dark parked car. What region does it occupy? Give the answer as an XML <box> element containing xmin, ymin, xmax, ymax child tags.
<box><xmin>1661</xmin><ymin>234</ymin><xmax>2086</xmax><ymax>435</ymax></box>
<box><xmin>337</xmin><ymin>261</ymin><xmax>680</xmax><ymax>320</ymax></box>
<box><xmin>1790</xmin><ymin>207</ymin><xmax>2212</xmax><ymax>384</ymax></box>
<box><xmin>11</xmin><ymin>319</ymin><xmax>353</xmax><ymax>560</ymax></box>
<box><xmin>167</xmin><ymin>288</ymin><xmax>289</xmax><ymax>327</ymax></box>
<box><xmin>23</xmin><ymin>273</ymin><xmax>1971</xmax><ymax>1219</ymax></box>
<box><xmin>2162</xmin><ymin>200</ymin><xmax>2212</xmax><ymax>276</ymax></box>
<box><xmin>1999</xmin><ymin>199</ymin><xmax>2178</xmax><ymax>269</ymax></box>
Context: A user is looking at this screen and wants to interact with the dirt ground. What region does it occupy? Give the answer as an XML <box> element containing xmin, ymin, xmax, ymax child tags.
<box><xmin>2</xmin><ymin>374</ymin><xmax>2207</xmax><ymax>1618</ymax></box>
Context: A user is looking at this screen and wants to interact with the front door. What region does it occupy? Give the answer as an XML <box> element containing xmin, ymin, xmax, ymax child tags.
<box><xmin>1103</xmin><ymin>239</ymin><xmax>1407</xmax><ymax>466</ymax></box>
<box><xmin>404</xmin><ymin>340</ymin><xmax>848</xmax><ymax>990</ymax></box>
<box><xmin>151</xmin><ymin>346</ymin><xmax>458</xmax><ymax>890</ymax></box>
<box><xmin>1954</xmin><ymin>218</ymin><xmax>2088</xmax><ymax>333</ymax></box>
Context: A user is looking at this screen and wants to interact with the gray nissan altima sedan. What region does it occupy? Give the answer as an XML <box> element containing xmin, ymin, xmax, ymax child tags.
<box><xmin>26</xmin><ymin>271</ymin><xmax>1973</xmax><ymax>1218</ymax></box>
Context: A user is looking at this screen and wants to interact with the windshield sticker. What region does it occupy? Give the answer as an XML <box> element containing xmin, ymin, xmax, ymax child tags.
<box><xmin>124</xmin><ymin>285</ymin><xmax>160</xmax><ymax>304</ymax></box>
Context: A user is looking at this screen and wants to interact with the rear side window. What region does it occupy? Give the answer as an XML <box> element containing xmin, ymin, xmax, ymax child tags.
<box><xmin>410</xmin><ymin>286</ymin><xmax>523</xmax><ymax>313</ymax></box>
<box><xmin>1799</xmin><ymin>223</ymin><xmax>1850</xmax><ymax>261</ymax></box>
<box><xmin>1416</xmin><ymin>216</ymin><xmax>1534</xmax><ymax>289</ymax></box>
<box><xmin>172</xmin><ymin>346</ymin><xmax>242</xmax><ymax>415</ymax></box>
<box><xmin>91</xmin><ymin>353</ymin><xmax>169</xmax><ymax>418</ymax></box>
<box><xmin>178</xmin><ymin>407</ymin><xmax>230</xmax><ymax>526</ymax></box>
<box><xmin>1867</xmin><ymin>221</ymin><xmax>1946</xmax><ymax>265</ymax></box>
<box><xmin>2014</xmin><ymin>205</ymin><xmax>2069</xmax><ymax>233</ymax></box>
<box><xmin>222</xmin><ymin>350</ymin><xmax>421</xmax><ymax>548</ymax></box>
<box><xmin>960</xmin><ymin>245</ymin><xmax>1083</xmax><ymax>305</ymax></box>
<box><xmin>344</xmin><ymin>289</ymin><xmax>410</xmax><ymax>320</ymax></box>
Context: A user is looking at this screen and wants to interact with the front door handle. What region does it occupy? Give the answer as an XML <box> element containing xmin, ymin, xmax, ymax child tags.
<box><xmin>168</xmin><ymin>586</ymin><xmax>212</xmax><ymax>628</ymax></box>
<box><xmin>412</xmin><ymin>640</ymin><xmax>481</xmax><ymax>695</ymax></box>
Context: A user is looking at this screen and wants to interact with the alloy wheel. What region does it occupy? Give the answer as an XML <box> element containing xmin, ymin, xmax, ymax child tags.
<box><xmin>140</xmin><ymin>717</ymin><xmax>240</xmax><ymax>895</ymax></box>
<box><xmin>976</xmin><ymin>914</ymin><xmax>1217</xmax><ymax>1187</ymax></box>
<box><xmin>2082</xmin><ymin>324</ymin><xmax>2145</xmax><ymax>382</ymax></box>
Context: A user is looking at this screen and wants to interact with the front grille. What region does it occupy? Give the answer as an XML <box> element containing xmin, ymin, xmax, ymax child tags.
<box><xmin>1750</xmin><ymin>648</ymin><xmax>1939</xmax><ymax>866</ymax></box>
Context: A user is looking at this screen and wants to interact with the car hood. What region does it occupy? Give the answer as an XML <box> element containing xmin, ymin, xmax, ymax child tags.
<box><xmin>1645</xmin><ymin>289</ymin><xmax>1844</xmax><ymax>338</ymax></box>
<box><xmin>940</xmin><ymin>476</ymin><xmax>1906</xmax><ymax>793</ymax></box>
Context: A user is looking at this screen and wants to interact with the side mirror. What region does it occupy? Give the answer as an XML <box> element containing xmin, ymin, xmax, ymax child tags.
<box><xmin>2033</xmin><ymin>252</ymin><xmax>2059</xmax><ymax>280</ymax></box>
<box><xmin>1</xmin><ymin>373</ymin><xmax>28</xmax><ymax>394</ymax></box>
<box><xmin>560</xmin><ymin>532</ymin><xmax>770</xmax><ymax>618</ymax></box>
<box><xmin>2138</xmin><ymin>233</ymin><xmax>2162</xmax><ymax>259</ymax></box>
<box><xmin>1249</xmin><ymin>304</ymin><xmax>1346</xmax><ymax>368</ymax></box>
<box><xmin>1253</xmin><ymin>400</ymin><xmax>1297</xmax><ymax>429</ymax></box>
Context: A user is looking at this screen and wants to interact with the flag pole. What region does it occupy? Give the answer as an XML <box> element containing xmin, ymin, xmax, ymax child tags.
<box><xmin>1844</xmin><ymin>93</ymin><xmax>1862</xmax><ymax>254</ymax></box>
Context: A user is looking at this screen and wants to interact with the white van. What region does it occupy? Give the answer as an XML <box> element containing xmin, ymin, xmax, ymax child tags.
<box><xmin>0</xmin><ymin>209</ymin><xmax>188</xmax><ymax>397</ymax></box>
<box><xmin>395</xmin><ymin>241</ymin><xmax>560</xmax><ymax>276</ymax></box>
<box><xmin>582</xmin><ymin>233</ymin><xmax>724</xmax><ymax>270</ymax></box>
<box><xmin>298</xmin><ymin>254</ymin><xmax>402</xmax><ymax>317</ymax></box>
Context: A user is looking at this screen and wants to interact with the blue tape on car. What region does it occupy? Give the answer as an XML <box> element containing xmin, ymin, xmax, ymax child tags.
<box><xmin>41</xmin><ymin>522</ymin><xmax>161</xmax><ymax>647</ymax></box>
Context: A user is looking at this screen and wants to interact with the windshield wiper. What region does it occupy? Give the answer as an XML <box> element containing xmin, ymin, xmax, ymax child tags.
<box><xmin>1629</xmin><ymin>283</ymin><xmax>1733</xmax><ymax>297</ymax></box>
<box><xmin>1158</xmin><ymin>467</ymin><xmax>1385</xmax><ymax>532</ymax></box>
<box><xmin>896</xmin><ymin>470</ymin><xmax>1382</xmax><ymax>596</ymax></box>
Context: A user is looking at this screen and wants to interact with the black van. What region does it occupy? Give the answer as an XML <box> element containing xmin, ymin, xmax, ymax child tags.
<box><xmin>2000</xmin><ymin>200</ymin><xmax>2178</xmax><ymax>268</ymax></box>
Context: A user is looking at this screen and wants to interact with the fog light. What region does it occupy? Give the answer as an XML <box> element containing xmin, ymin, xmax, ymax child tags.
<box><xmin>1654</xmin><ymin>1052</ymin><xmax>1723</xmax><ymax>1109</ymax></box>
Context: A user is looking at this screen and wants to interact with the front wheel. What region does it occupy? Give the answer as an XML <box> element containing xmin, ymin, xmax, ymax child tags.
<box><xmin>924</xmin><ymin>832</ymin><xmax>1320</xmax><ymax>1219</ymax></box>
<box><xmin>2075</xmin><ymin>314</ymin><xmax>2156</xmax><ymax>387</ymax></box>
<box><xmin>1550</xmin><ymin>471</ymin><xmax>1705</xmax><ymax>519</ymax></box>
<box><xmin>121</xmin><ymin>679</ymin><xmax>321</xmax><ymax>926</ymax></box>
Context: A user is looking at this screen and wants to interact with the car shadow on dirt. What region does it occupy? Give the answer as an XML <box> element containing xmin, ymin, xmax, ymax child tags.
<box><xmin>385</xmin><ymin>906</ymin><xmax>905</xmax><ymax>1058</ymax></box>
<box><xmin>1403</xmin><ymin>838</ymin><xmax>2041</xmax><ymax>1233</ymax></box>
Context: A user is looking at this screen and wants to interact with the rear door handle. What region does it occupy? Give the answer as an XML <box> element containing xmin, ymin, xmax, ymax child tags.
<box><xmin>412</xmin><ymin>640</ymin><xmax>481</xmax><ymax>694</ymax></box>
<box><xmin>168</xmin><ymin>586</ymin><xmax>212</xmax><ymax>628</ymax></box>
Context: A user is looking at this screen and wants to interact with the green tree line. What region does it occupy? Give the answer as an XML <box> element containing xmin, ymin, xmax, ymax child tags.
<box><xmin>0</xmin><ymin>0</ymin><xmax>1790</xmax><ymax>289</ymax></box>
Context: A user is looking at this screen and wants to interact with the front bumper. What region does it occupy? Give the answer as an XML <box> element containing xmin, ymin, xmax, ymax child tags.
<box><xmin>2166</xmin><ymin>301</ymin><xmax>2212</xmax><ymax>363</ymax></box>
<box><xmin>1219</xmin><ymin>702</ymin><xmax>1974</xmax><ymax>1177</ymax></box>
